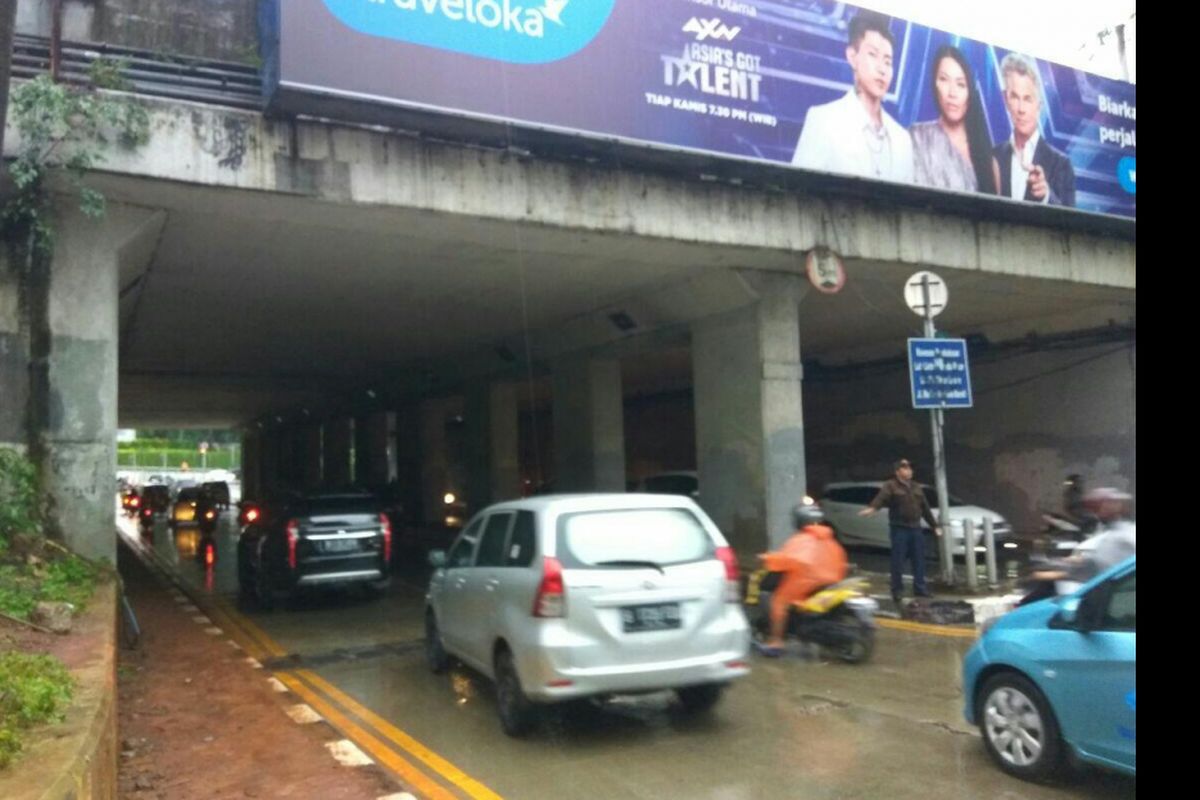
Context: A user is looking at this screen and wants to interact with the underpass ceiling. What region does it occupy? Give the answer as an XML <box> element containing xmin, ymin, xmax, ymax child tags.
<box><xmin>102</xmin><ymin>176</ymin><xmax>1133</xmax><ymax>428</ymax></box>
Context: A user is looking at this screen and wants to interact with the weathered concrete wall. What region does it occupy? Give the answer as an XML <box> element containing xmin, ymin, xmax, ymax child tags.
<box><xmin>16</xmin><ymin>0</ymin><xmax>259</xmax><ymax>63</ymax></box>
<box><xmin>3</xmin><ymin>95</ymin><xmax>1135</xmax><ymax>290</ymax></box>
<box><xmin>803</xmin><ymin>341</ymin><xmax>1136</xmax><ymax>534</ymax></box>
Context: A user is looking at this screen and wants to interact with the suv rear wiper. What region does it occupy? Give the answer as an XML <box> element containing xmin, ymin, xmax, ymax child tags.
<box><xmin>595</xmin><ymin>560</ymin><xmax>665</xmax><ymax>574</ymax></box>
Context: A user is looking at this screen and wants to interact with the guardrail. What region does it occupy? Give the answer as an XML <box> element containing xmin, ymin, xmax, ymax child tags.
<box><xmin>9</xmin><ymin>34</ymin><xmax>262</xmax><ymax>111</ymax></box>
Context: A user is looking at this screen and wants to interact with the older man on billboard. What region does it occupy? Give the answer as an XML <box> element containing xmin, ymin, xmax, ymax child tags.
<box><xmin>993</xmin><ymin>53</ymin><xmax>1076</xmax><ymax>207</ymax></box>
<box><xmin>791</xmin><ymin>11</ymin><xmax>913</xmax><ymax>183</ymax></box>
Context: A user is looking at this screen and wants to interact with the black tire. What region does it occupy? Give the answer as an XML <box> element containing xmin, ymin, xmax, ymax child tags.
<box><xmin>977</xmin><ymin>672</ymin><xmax>1064</xmax><ymax>782</ymax></box>
<box><xmin>494</xmin><ymin>648</ymin><xmax>537</xmax><ymax>737</ymax></box>
<box><xmin>831</xmin><ymin>609</ymin><xmax>875</xmax><ymax>663</ymax></box>
<box><xmin>675</xmin><ymin>683</ymin><xmax>724</xmax><ymax>714</ymax></box>
<box><xmin>424</xmin><ymin>611</ymin><xmax>450</xmax><ymax>674</ymax></box>
<box><xmin>254</xmin><ymin>560</ymin><xmax>276</xmax><ymax>611</ymax></box>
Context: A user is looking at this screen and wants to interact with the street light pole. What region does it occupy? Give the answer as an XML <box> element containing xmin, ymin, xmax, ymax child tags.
<box><xmin>921</xmin><ymin>275</ymin><xmax>956</xmax><ymax>585</ymax></box>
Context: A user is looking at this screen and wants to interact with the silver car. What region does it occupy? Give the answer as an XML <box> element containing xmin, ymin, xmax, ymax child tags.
<box><xmin>424</xmin><ymin>493</ymin><xmax>751</xmax><ymax>736</ymax></box>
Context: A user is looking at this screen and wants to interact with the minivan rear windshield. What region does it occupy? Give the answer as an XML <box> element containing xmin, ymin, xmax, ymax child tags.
<box><xmin>556</xmin><ymin>508</ymin><xmax>714</xmax><ymax>569</ymax></box>
<box><xmin>297</xmin><ymin>495</ymin><xmax>380</xmax><ymax>515</ymax></box>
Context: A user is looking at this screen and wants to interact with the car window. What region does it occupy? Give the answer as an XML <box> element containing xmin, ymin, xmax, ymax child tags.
<box><xmin>851</xmin><ymin>487</ymin><xmax>880</xmax><ymax>505</ymax></box>
<box><xmin>476</xmin><ymin>513</ymin><xmax>514</xmax><ymax>567</ymax></box>
<box><xmin>823</xmin><ymin>488</ymin><xmax>851</xmax><ymax>503</ymax></box>
<box><xmin>1099</xmin><ymin>570</ymin><xmax>1135</xmax><ymax>631</ymax></box>
<box><xmin>557</xmin><ymin>508</ymin><xmax>714</xmax><ymax>569</ymax></box>
<box><xmin>506</xmin><ymin>511</ymin><xmax>537</xmax><ymax>567</ymax></box>
<box><xmin>447</xmin><ymin>535</ymin><xmax>478</xmax><ymax>569</ymax></box>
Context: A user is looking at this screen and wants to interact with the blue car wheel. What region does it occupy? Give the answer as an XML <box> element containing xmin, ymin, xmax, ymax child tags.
<box><xmin>978</xmin><ymin>672</ymin><xmax>1064</xmax><ymax>782</ymax></box>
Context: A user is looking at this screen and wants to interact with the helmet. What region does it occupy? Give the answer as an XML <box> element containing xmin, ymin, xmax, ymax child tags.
<box><xmin>792</xmin><ymin>501</ymin><xmax>826</xmax><ymax>529</ymax></box>
<box><xmin>1082</xmin><ymin>488</ymin><xmax>1132</xmax><ymax>521</ymax></box>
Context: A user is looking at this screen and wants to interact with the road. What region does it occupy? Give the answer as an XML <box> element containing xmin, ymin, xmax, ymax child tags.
<box><xmin>119</xmin><ymin>513</ymin><xmax>1134</xmax><ymax>800</ymax></box>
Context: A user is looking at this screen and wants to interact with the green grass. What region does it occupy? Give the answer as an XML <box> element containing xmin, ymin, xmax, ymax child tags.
<box><xmin>0</xmin><ymin>554</ymin><xmax>98</xmax><ymax>622</ymax></box>
<box><xmin>0</xmin><ymin>652</ymin><xmax>75</xmax><ymax>769</ymax></box>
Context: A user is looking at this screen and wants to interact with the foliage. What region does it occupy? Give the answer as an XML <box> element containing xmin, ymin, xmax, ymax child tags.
<box><xmin>0</xmin><ymin>652</ymin><xmax>75</xmax><ymax>769</ymax></box>
<box><xmin>2</xmin><ymin>59</ymin><xmax>151</xmax><ymax>255</ymax></box>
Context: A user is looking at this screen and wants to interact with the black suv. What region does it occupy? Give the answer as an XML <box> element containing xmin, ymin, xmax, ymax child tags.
<box><xmin>237</xmin><ymin>490</ymin><xmax>391</xmax><ymax>609</ymax></box>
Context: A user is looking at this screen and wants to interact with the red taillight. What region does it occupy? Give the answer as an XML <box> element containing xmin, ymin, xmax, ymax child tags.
<box><xmin>716</xmin><ymin>546</ymin><xmax>740</xmax><ymax>602</ymax></box>
<box><xmin>379</xmin><ymin>513</ymin><xmax>392</xmax><ymax>565</ymax></box>
<box><xmin>286</xmin><ymin>519</ymin><xmax>300</xmax><ymax>570</ymax></box>
<box><xmin>204</xmin><ymin>542</ymin><xmax>215</xmax><ymax>566</ymax></box>
<box><xmin>532</xmin><ymin>557</ymin><xmax>565</xmax><ymax>618</ymax></box>
<box><xmin>131</xmin><ymin>497</ymin><xmax>140</xmax><ymax>507</ymax></box>
<box><xmin>245</xmin><ymin>507</ymin><xmax>259</xmax><ymax>524</ymax></box>
<box><xmin>205</xmin><ymin>510</ymin><xmax>215</xmax><ymax>520</ymax></box>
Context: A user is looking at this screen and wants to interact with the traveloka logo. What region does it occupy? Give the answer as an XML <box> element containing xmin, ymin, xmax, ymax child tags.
<box><xmin>322</xmin><ymin>0</ymin><xmax>616</xmax><ymax>64</ymax></box>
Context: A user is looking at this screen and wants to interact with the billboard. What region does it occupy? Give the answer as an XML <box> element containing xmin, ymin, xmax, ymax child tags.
<box><xmin>261</xmin><ymin>0</ymin><xmax>1136</xmax><ymax>219</ymax></box>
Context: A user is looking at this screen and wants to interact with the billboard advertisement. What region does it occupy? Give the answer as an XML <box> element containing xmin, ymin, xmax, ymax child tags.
<box><xmin>261</xmin><ymin>0</ymin><xmax>1136</xmax><ymax>219</ymax></box>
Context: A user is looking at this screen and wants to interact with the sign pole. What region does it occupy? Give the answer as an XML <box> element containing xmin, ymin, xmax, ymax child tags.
<box><xmin>920</xmin><ymin>275</ymin><xmax>956</xmax><ymax>586</ymax></box>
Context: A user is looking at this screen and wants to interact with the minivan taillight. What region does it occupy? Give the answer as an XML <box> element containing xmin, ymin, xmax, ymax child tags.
<box><xmin>379</xmin><ymin>513</ymin><xmax>392</xmax><ymax>565</ymax></box>
<box><xmin>533</xmin><ymin>557</ymin><xmax>565</xmax><ymax>618</ymax></box>
<box><xmin>715</xmin><ymin>546</ymin><xmax>740</xmax><ymax>603</ymax></box>
<box><xmin>286</xmin><ymin>519</ymin><xmax>300</xmax><ymax>570</ymax></box>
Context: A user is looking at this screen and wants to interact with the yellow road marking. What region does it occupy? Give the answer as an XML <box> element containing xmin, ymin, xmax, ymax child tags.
<box><xmin>299</xmin><ymin>670</ymin><xmax>505</xmax><ymax>800</ymax></box>
<box><xmin>877</xmin><ymin>618</ymin><xmax>978</xmax><ymax>639</ymax></box>
<box><xmin>216</xmin><ymin>595</ymin><xmax>504</xmax><ymax>800</ymax></box>
<box><xmin>274</xmin><ymin>672</ymin><xmax>461</xmax><ymax>800</ymax></box>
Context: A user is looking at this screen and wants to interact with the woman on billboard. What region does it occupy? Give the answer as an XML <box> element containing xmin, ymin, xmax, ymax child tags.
<box><xmin>910</xmin><ymin>45</ymin><xmax>999</xmax><ymax>194</ymax></box>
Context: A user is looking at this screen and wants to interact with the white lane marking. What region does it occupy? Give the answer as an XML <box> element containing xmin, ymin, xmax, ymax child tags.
<box><xmin>191</xmin><ymin>615</ymin><xmax>210</xmax><ymax>624</ymax></box>
<box><xmin>204</xmin><ymin>627</ymin><xmax>224</xmax><ymax>636</ymax></box>
<box><xmin>182</xmin><ymin>604</ymin><xmax>199</xmax><ymax>613</ymax></box>
<box><xmin>324</xmin><ymin>739</ymin><xmax>373</xmax><ymax>767</ymax></box>
<box><xmin>285</xmin><ymin>704</ymin><xmax>323</xmax><ymax>725</ymax></box>
<box><xmin>377</xmin><ymin>794</ymin><xmax>418</xmax><ymax>800</ymax></box>
<box><xmin>267</xmin><ymin>677</ymin><xmax>289</xmax><ymax>693</ymax></box>
<box><xmin>227</xmin><ymin>640</ymin><xmax>241</xmax><ymax>649</ymax></box>
<box><xmin>244</xmin><ymin>657</ymin><xmax>263</xmax><ymax>669</ymax></box>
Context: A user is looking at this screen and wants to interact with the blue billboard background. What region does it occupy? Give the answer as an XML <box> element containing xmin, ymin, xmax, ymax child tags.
<box><xmin>263</xmin><ymin>0</ymin><xmax>1136</xmax><ymax>219</ymax></box>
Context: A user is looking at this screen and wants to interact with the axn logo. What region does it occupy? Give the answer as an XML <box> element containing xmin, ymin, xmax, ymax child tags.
<box><xmin>683</xmin><ymin>17</ymin><xmax>741</xmax><ymax>42</ymax></box>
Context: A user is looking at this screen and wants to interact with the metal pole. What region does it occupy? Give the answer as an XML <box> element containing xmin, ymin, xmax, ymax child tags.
<box><xmin>964</xmin><ymin>518</ymin><xmax>978</xmax><ymax>591</ymax></box>
<box><xmin>983</xmin><ymin>517</ymin><xmax>999</xmax><ymax>589</ymax></box>
<box><xmin>922</xmin><ymin>275</ymin><xmax>955</xmax><ymax>585</ymax></box>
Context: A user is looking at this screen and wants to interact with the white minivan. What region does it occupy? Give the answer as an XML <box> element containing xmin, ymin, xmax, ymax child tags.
<box><xmin>424</xmin><ymin>493</ymin><xmax>751</xmax><ymax>736</ymax></box>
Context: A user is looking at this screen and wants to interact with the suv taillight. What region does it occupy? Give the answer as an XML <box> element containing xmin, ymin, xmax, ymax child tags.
<box><xmin>532</xmin><ymin>557</ymin><xmax>565</xmax><ymax>618</ymax></box>
<box><xmin>286</xmin><ymin>519</ymin><xmax>300</xmax><ymax>570</ymax></box>
<box><xmin>715</xmin><ymin>546</ymin><xmax>740</xmax><ymax>603</ymax></box>
<box><xmin>379</xmin><ymin>513</ymin><xmax>392</xmax><ymax>565</ymax></box>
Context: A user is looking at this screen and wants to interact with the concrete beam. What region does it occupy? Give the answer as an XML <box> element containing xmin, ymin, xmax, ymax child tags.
<box><xmin>552</xmin><ymin>357</ymin><xmax>625</xmax><ymax>492</ymax></box>
<box><xmin>4</xmin><ymin>95</ymin><xmax>1134</xmax><ymax>291</ymax></box>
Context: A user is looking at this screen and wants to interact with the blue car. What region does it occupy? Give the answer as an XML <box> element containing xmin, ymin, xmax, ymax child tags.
<box><xmin>963</xmin><ymin>556</ymin><xmax>1135</xmax><ymax>781</ymax></box>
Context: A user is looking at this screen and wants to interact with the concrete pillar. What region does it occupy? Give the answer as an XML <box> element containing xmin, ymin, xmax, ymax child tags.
<box><xmin>394</xmin><ymin>404</ymin><xmax>424</xmax><ymax>525</ymax></box>
<box><xmin>241</xmin><ymin>430</ymin><xmax>262</xmax><ymax>500</ymax></box>
<box><xmin>692</xmin><ymin>274</ymin><xmax>808</xmax><ymax>555</ymax></box>
<box><xmin>277</xmin><ymin>427</ymin><xmax>299</xmax><ymax>489</ymax></box>
<box><xmin>16</xmin><ymin>203</ymin><xmax>161</xmax><ymax>562</ymax></box>
<box><xmin>324</xmin><ymin>418</ymin><xmax>353</xmax><ymax>487</ymax></box>
<box><xmin>420</xmin><ymin>399</ymin><xmax>451</xmax><ymax>526</ymax></box>
<box><xmin>301</xmin><ymin>425</ymin><xmax>322</xmax><ymax>490</ymax></box>
<box><xmin>552</xmin><ymin>357</ymin><xmax>625</xmax><ymax>492</ymax></box>
<box><xmin>358</xmin><ymin>411</ymin><xmax>391</xmax><ymax>488</ymax></box>
<box><xmin>465</xmin><ymin>381</ymin><xmax>520</xmax><ymax>512</ymax></box>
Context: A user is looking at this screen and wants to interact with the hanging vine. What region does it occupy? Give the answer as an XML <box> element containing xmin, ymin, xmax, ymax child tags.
<box><xmin>2</xmin><ymin>59</ymin><xmax>151</xmax><ymax>257</ymax></box>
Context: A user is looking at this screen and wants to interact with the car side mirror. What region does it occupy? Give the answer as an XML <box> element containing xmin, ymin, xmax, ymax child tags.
<box><xmin>428</xmin><ymin>550</ymin><xmax>447</xmax><ymax>569</ymax></box>
<box><xmin>1052</xmin><ymin>597</ymin><xmax>1081</xmax><ymax>628</ymax></box>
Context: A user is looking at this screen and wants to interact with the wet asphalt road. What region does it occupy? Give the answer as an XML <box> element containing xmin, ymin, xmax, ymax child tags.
<box><xmin>128</xmin><ymin>514</ymin><xmax>1134</xmax><ymax>800</ymax></box>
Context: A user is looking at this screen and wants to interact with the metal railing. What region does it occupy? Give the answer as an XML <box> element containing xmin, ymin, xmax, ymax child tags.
<box><xmin>9</xmin><ymin>34</ymin><xmax>262</xmax><ymax>110</ymax></box>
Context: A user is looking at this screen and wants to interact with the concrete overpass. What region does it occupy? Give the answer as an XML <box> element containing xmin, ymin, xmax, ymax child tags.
<box><xmin>2</xmin><ymin>20</ymin><xmax>1135</xmax><ymax>563</ymax></box>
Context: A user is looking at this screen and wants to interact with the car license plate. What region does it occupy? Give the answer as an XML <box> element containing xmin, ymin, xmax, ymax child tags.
<box><xmin>322</xmin><ymin>539</ymin><xmax>359</xmax><ymax>554</ymax></box>
<box><xmin>621</xmin><ymin>603</ymin><xmax>681</xmax><ymax>633</ymax></box>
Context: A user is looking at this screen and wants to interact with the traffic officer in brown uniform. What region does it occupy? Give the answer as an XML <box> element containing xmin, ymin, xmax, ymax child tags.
<box><xmin>859</xmin><ymin>459</ymin><xmax>942</xmax><ymax>606</ymax></box>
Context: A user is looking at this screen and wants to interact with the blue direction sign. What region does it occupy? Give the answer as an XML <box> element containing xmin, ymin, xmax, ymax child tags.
<box><xmin>908</xmin><ymin>338</ymin><xmax>973</xmax><ymax>409</ymax></box>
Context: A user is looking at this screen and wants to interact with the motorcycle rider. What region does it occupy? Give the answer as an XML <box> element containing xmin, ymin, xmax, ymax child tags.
<box><xmin>754</xmin><ymin>501</ymin><xmax>848</xmax><ymax>657</ymax></box>
<box><xmin>1023</xmin><ymin>487</ymin><xmax>1135</xmax><ymax>604</ymax></box>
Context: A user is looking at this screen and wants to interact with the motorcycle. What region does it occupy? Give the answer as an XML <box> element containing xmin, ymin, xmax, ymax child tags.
<box><xmin>138</xmin><ymin>503</ymin><xmax>156</xmax><ymax>535</ymax></box>
<box><xmin>745</xmin><ymin>570</ymin><xmax>878</xmax><ymax>663</ymax></box>
<box><xmin>1038</xmin><ymin>511</ymin><xmax>1099</xmax><ymax>556</ymax></box>
<box><xmin>1017</xmin><ymin>530</ymin><xmax>1104</xmax><ymax>606</ymax></box>
<box><xmin>195</xmin><ymin>502</ymin><xmax>219</xmax><ymax>565</ymax></box>
<box><xmin>121</xmin><ymin>490</ymin><xmax>141</xmax><ymax>518</ymax></box>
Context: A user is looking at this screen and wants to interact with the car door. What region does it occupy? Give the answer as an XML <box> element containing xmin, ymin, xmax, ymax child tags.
<box><xmin>820</xmin><ymin>488</ymin><xmax>860</xmax><ymax>544</ymax></box>
<box><xmin>460</xmin><ymin>512</ymin><xmax>515</xmax><ymax>667</ymax></box>
<box><xmin>1050</xmin><ymin>567</ymin><xmax>1136</xmax><ymax>770</ymax></box>
<box><xmin>438</xmin><ymin>519</ymin><xmax>482</xmax><ymax>656</ymax></box>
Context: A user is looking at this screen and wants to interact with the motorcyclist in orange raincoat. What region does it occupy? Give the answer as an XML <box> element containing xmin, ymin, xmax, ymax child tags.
<box><xmin>756</xmin><ymin>501</ymin><xmax>848</xmax><ymax>656</ymax></box>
